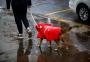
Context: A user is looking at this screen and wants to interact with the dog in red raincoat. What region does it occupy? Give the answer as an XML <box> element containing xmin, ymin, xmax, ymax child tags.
<box><xmin>35</xmin><ymin>22</ymin><xmax>62</xmax><ymax>49</ymax></box>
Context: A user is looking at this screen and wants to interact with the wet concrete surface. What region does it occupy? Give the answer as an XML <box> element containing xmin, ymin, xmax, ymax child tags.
<box><xmin>16</xmin><ymin>38</ymin><xmax>90</xmax><ymax>62</ymax></box>
<box><xmin>0</xmin><ymin>0</ymin><xmax>90</xmax><ymax>62</ymax></box>
<box><xmin>0</xmin><ymin>11</ymin><xmax>90</xmax><ymax>62</ymax></box>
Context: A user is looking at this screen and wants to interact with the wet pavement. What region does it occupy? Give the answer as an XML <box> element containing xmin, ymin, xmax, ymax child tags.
<box><xmin>0</xmin><ymin>0</ymin><xmax>90</xmax><ymax>62</ymax></box>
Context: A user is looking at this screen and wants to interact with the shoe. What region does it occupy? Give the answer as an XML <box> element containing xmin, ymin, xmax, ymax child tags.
<box><xmin>26</xmin><ymin>27</ymin><xmax>32</xmax><ymax>38</ymax></box>
<box><xmin>17</xmin><ymin>34</ymin><xmax>23</xmax><ymax>39</ymax></box>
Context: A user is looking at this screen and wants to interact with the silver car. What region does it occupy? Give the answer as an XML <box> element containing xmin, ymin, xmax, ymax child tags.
<box><xmin>69</xmin><ymin>0</ymin><xmax>90</xmax><ymax>23</ymax></box>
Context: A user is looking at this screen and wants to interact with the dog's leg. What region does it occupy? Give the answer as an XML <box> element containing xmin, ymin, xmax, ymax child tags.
<box><xmin>48</xmin><ymin>41</ymin><xmax>51</xmax><ymax>48</ymax></box>
<box><xmin>61</xmin><ymin>36</ymin><xmax>69</xmax><ymax>50</ymax></box>
<box><xmin>37</xmin><ymin>38</ymin><xmax>43</xmax><ymax>47</ymax></box>
<box><xmin>55</xmin><ymin>40</ymin><xmax>60</xmax><ymax>49</ymax></box>
<box><xmin>54</xmin><ymin>40</ymin><xmax>62</xmax><ymax>55</ymax></box>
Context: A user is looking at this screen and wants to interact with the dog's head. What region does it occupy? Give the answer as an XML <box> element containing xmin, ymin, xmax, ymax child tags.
<box><xmin>35</xmin><ymin>22</ymin><xmax>44</xmax><ymax>31</ymax></box>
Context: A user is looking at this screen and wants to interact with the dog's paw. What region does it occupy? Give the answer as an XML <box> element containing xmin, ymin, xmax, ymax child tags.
<box><xmin>48</xmin><ymin>45</ymin><xmax>51</xmax><ymax>48</ymax></box>
<box><xmin>54</xmin><ymin>48</ymin><xmax>58</xmax><ymax>51</ymax></box>
<box><xmin>66</xmin><ymin>47</ymin><xmax>69</xmax><ymax>50</ymax></box>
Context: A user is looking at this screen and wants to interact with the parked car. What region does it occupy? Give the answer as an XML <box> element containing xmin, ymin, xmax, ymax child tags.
<box><xmin>69</xmin><ymin>0</ymin><xmax>90</xmax><ymax>23</ymax></box>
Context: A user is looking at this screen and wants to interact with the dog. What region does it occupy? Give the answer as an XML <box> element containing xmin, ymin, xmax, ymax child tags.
<box><xmin>35</xmin><ymin>21</ymin><xmax>77</xmax><ymax>50</ymax></box>
<box><xmin>35</xmin><ymin>22</ymin><xmax>62</xmax><ymax>49</ymax></box>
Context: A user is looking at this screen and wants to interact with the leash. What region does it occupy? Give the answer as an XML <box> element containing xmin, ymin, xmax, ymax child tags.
<box><xmin>30</xmin><ymin>12</ymin><xmax>37</xmax><ymax>26</ymax></box>
<box><xmin>29</xmin><ymin>8</ymin><xmax>52</xmax><ymax>26</ymax></box>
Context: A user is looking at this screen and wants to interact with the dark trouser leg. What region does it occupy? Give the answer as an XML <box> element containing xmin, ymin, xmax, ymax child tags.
<box><xmin>20</xmin><ymin>7</ymin><xmax>29</xmax><ymax>29</ymax></box>
<box><xmin>14</xmin><ymin>15</ymin><xmax>23</xmax><ymax>34</ymax></box>
<box><xmin>21</xmin><ymin>15</ymin><xmax>29</xmax><ymax>29</ymax></box>
<box><xmin>6</xmin><ymin>0</ymin><xmax>11</xmax><ymax>9</ymax></box>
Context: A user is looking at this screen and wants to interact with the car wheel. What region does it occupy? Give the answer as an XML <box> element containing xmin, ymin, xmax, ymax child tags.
<box><xmin>77</xmin><ymin>4</ymin><xmax>90</xmax><ymax>23</ymax></box>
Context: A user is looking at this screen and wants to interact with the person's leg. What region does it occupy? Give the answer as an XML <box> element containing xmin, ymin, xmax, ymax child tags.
<box><xmin>21</xmin><ymin>15</ymin><xmax>32</xmax><ymax>38</ymax></box>
<box><xmin>11</xmin><ymin>2</ymin><xmax>23</xmax><ymax>39</ymax></box>
<box><xmin>21</xmin><ymin>15</ymin><xmax>29</xmax><ymax>29</ymax></box>
<box><xmin>20</xmin><ymin>6</ymin><xmax>29</xmax><ymax>29</ymax></box>
<box><xmin>14</xmin><ymin>15</ymin><xmax>23</xmax><ymax>34</ymax></box>
<box><xmin>6</xmin><ymin>0</ymin><xmax>11</xmax><ymax>9</ymax></box>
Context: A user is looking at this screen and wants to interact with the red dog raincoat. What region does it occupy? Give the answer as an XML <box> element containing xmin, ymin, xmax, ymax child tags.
<box><xmin>35</xmin><ymin>22</ymin><xmax>62</xmax><ymax>41</ymax></box>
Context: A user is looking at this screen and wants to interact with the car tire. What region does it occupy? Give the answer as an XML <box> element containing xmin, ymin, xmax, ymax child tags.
<box><xmin>77</xmin><ymin>4</ymin><xmax>90</xmax><ymax>23</ymax></box>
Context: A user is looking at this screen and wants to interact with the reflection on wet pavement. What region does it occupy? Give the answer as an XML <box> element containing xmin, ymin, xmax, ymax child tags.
<box><xmin>37</xmin><ymin>46</ymin><xmax>90</xmax><ymax>62</ymax></box>
<box><xmin>17</xmin><ymin>39</ymin><xmax>32</xmax><ymax>62</ymax></box>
